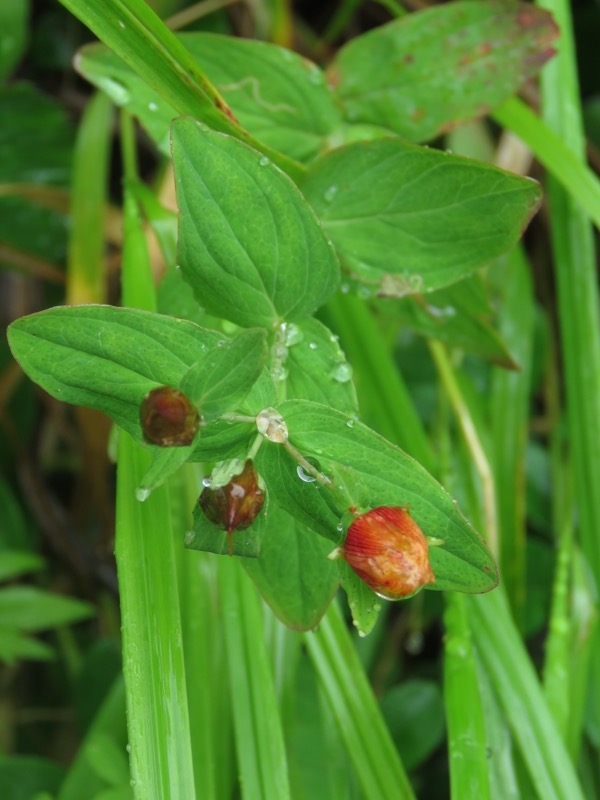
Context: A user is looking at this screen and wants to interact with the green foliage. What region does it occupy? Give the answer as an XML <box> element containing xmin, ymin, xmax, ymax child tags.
<box><xmin>5</xmin><ymin>0</ymin><xmax>598</xmax><ymax>798</ymax></box>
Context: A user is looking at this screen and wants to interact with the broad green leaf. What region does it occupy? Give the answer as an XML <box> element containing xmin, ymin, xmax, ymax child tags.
<box><xmin>328</xmin><ymin>1</ymin><xmax>558</xmax><ymax>143</ymax></box>
<box><xmin>7</xmin><ymin>305</ymin><xmax>223</xmax><ymax>442</ymax></box>
<box><xmin>256</xmin><ymin>442</ymin><xmax>342</xmax><ymax>544</ymax></box>
<box><xmin>78</xmin><ymin>34</ymin><xmax>341</xmax><ymax>162</ymax></box>
<box><xmin>0</xmin><ymin>628</ymin><xmax>55</xmax><ymax>663</ymax></box>
<box><xmin>390</xmin><ymin>276</ymin><xmax>518</xmax><ymax>368</ymax></box>
<box><xmin>243</xmin><ymin>502</ymin><xmax>339</xmax><ymax>630</ymax></box>
<box><xmin>302</xmin><ymin>138</ymin><xmax>541</xmax><ymax>293</ymax></box>
<box><xmin>172</xmin><ymin>118</ymin><xmax>340</xmax><ymax>327</ymax></box>
<box><xmin>0</xmin><ymin>587</ymin><xmax>93</xmax><ymax>632</ymax></box>
<box><xmin>0</xmin><ymin>550</ymin><xmax>44</xmax><ymax>582</ymax></box>
<box><xmin>64</xmin><ymin>0</ymin><xmax>304</xmax><ymax>178</ymax></box>
<box><xmin>285</xmin><ymin>318</ymin><xmax>358</xmax><ymax>414</ymax></box>
<box><xmin>270</xmin><ymin>400</ymin><xmax>498</xmax><ymax>593</ymax></box>
<box><xmin>0</xmin><ymin>1</ymin><xmax>29</xmax><ymax>81</ymax></box>
<box><xmin>181</xmin><ymin>329</ymin><xmax>268</xmax><ymax>420</ymax></box>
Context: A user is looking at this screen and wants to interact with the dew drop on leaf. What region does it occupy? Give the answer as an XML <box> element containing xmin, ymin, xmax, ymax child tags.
<box><xmin>309</xmin><ymin>342</ymin><xmax>318</xmax><ymax>350</ymax></box>
<box><xmin>259</xmin><ymin>156</ymin><xmax>270</xmax><ymax>166</ymax></box>
<box><xmin>296</xmin><ymin>464</ymin><xmax>317</xmax><ymax>483</ymax></box>
<box><xmin>135</xmin><ymin>487</ymin><xmax>151</xmax><ymax>502</ymax></box>
<box><xmin>324</xmin><ymin>185</ymin><xmax>338</xmax><ymax>203</ymax></box>
<box><xmin>331</xmin><ymin>363</ymin><xmax>353</xmax><ymax>383</ymax></box>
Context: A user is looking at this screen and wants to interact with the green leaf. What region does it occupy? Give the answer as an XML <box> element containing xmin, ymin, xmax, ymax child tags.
<box><xmin>328</xmin><ymin>1</ymin><xmax>558</xmax><ymax>143</ymax></box>
<box><xmin>0</xmin><ymin>587</ymin><xmax>94</xmax><ymax>632</ymax></box>
<box><xmin>338</xmin><ymin>560</ymin><xmax>382</xmax><ymax>636</ymax></box>
<box><xmin>0</xmin><ymin>0</ymin><xmax>29</xmax><ymax>81</ymax></box>
<box><xmin>172</xmin><ymin>118</ymin><xmax>340</xmax><ymax>328</ymax></box>
<box><xmin>0</xmin><ymin>756</ymin><xmax>65</xmax><ymax>800</ymax></box>
<box><xmin>302</xmin><ymin>138</ymin><xmax>541</xmax><ymax>293</ymax></box>
<box><xmin>181</xmin><ymin>329</ymin><xmax>268</xmax><ymax>421</ymax></box>
<box><xmin>272</xmin><ymin>400</ymin><xmax>498</xmax><ymax>594</ymax></box>
<box><xmin>391</xmin><ymin>276</ymin><xmax>518</xmax><ymax>369</ymax></box>
<box><xmin>0</xmin><ymin>628</ymin><xmax>55</xmax><ymax>663</ymax></box>
<box><xmin>285</xmin><ymin>319</ymin><xmax>358</xmax><ymax>414</ymax></box>
<box><xmin>243</xmin><ymin>503</ymin><xmax>339</xmax><ymax>630</ymax></box>
<box><xmin>7</xmin><ymin>305</ymin><xmax>223</xmax><ymax>441</ymax></box>
<box><xmin>78</xmin><ymin>34</ymin><xmax>341</xmax><ymax>162</ymax></box>
<box><xmin>0</xmin><ymin>551</ymin><xmax>44</xmax><ymax>582</ymax></box>
<box><xmin>381</xmin><ymin>679</ymin><xmax>445</xmax><ymax>770</ymax></box>
<box><xmin>256</xmin><ymin>441</ymin><xmax>342</xmax><ymax>544</ymax></box>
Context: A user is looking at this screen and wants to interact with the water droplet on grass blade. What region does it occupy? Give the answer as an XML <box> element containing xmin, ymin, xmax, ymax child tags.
<box><xmin>135</xmin><ymin>487</ymin><xmax>151</xmax><ymax>502</ymax></box>
<box><xmin>259</xmin><ymin>156</ymin><xmax>270</xmax><ymax>166</ymax></box>
<box><xmin>324</xmin><ymin>185</ymin><xmax>338</xmax><ymax>203</ymax></box>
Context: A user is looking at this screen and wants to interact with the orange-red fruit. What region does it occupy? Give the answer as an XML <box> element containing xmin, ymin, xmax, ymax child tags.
<box><xmin>199</xmin><ymin>460</ymin><xmax>265</xmax><ymax>553</ymax></box>
<box><xmin>140</xmin><ymin>386</ymin><xmax>199</xmax><ymax>446</ymax></box>
<box><xmin>343</xmin><ymin>507</ymin><xmax>435</xmax><ymax>600</ymax></box>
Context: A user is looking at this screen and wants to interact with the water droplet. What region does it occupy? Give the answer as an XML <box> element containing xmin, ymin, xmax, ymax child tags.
<box><xmin>135</xmin><ymin>487</ymin><xmax>151</xmax><ymax>502</ymax></box>
<box><xmin>118</xmin><ymin>20</ymin><xmax>126</xmax><ymax>29</ymax></box>
<box><xmin>259</xmin><ymin>156</ymin><xmax>270</xmax><ymax>166</ymax></box>
<box><xmin>340</xmin><ymin>283</ymin><xmax>350</xmax><ymax>294</ymax></box>
<box><xmin>184</xmin><ymin>530</ymin><xmax>196</xmax><ymax>546</ymax></box>
<box><xmin>174</xmin><ymin>263</ymin><xmax>181</xmax><ymax>270</ymax></box>
<box><xmin>309</xmin><ymin>342</ymin><xmax>318</xmax><ymax>350</ymax></box>
<box><xmin>337</xmin><ymin>521</ymin><xmax>344</xmax><ymax>532</ymax></box>
<box><xmin>324</xmin><ymin>185</ymin><xmax>338</xmax><ymax>203</ymax></box>
<box><xmin>331</xmin><ymin>363</ymin><xmax>353</xmax><ymax>383</ymax></box>
<box><xmin>202</xmin><ymin>476</ymin><xmax>212</xmax><ymax>488</ymax></box>
<box><xmin>346</xmin><ymin>418</ymin><xmax>354</xmax><ymax>428</ymax></box>
<box><xmin>284</xmin><ymin>323</ymin><xmax>304</xmax><ymax>346</ymax></box>
<box><xmin>256</xmin><ymin>408</ymin><xmax>288</xmax><ymax>443</ymax></box>
<box><xmin>277</xmin><ymin>366</ymin><xmax>288</xmax><ymax>381</ymax></box>
<box><xmin>358</xmin><ymin>630</ymin><xmax>367</xmax><ymax>638</ymax></box>
<box><xmin>126</xmin><ymin>744</ymin><xmax>131</xmax><ymax>753</ymax></box>
<box><xmin>148</xmin><ymin>101</ymin><xmax>158</xmax><ymax>111</ymax></box>
<box><xmin>296</xmin><ymin>464</ymin><xmax>316</xmax><ymax>483</ymax></box>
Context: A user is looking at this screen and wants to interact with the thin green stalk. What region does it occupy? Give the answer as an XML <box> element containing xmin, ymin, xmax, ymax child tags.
<box><xmin>305</xmin><ymin>602</ymin><xmax>416</xmax><ymax>800</ymax></box>
<box><xmin>493</xmin><ymin>97</ymin><xmax>600</xmax><ymax>231</ymax></box>
<box><xmin>217</xmin><ymin>558</ymin><xmax>291</xmax><ymax>800</ymax></box>
<box><xmin>444</xmin><ymin>593</ymin><xmax>491</xmax><ymax>800</ymax></box>
<box><xmin>429</xmin><ymin>340</ymin><xmax>498</xmax><ymax>558</ymax></box>
<box><xmin>58</xmin><ymin>0</ymin><xmax>304</xmax><ymax>181</ymax></box>
<box><xmin>67</xmin><ymin>91</ymin><xmax>112</xmax><ymax>304</ymax></box>
<box><xmin>115</xmin><ymin>111</ymin><xmax>196</xmax><ymax>800</ymax></box>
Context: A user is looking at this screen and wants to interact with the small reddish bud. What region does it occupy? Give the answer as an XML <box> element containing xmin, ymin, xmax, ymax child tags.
<box><xmin>341</xmin><ymin>507</ymin><xmax>435</xmax><ymax>599</ymax></box>
<box><xmin>199</xmin><ymin>460</ymin><xmax>265</xmax><ymax>555</ymax></box>
<box><xmin>140</xmin><ymin>386</ymin><xmax>200</xmax><ymax>446</ymax></box>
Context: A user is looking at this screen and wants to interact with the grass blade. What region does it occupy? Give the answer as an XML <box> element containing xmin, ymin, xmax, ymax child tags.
<box><xmin>444</xmin><ymin>593</ymin><xmax>491</xmax><ymax>800</ymax></box>
<box><xmin>217</xmin><ymin>558</ymin><xmax>291</xmax><ymax>800</ymax></box>
<box><xmin>305</xmin><ymin>602</ymin><xmax>416</xmax><ymax>800</ymax></box>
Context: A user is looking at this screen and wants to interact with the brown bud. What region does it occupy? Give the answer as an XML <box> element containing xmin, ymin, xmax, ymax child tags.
<box><xmin>140</xmin><ymin>386</ymin><xmax>199</xmax><ymax>446</ymax></box>
<box><xmin>199</xmin><ymin>459</ymin><xmax>265</xmax><ymax>555</ymax></box>
<box><xmin>341</xmin><ymin>507</ymin><xmax>435</xmax><ymax>599</ymax></box>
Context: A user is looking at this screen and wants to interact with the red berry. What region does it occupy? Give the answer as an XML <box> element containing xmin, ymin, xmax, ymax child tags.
<box><xmin>342</xmin><ymin>507</ymin><xmax>435</xmax><ymax>599</ymax></box>
<box><xmin>199</xmin><ymin>460</ymin><xmax>265</xmax><ymax>555</ymax></box>
<box><xmin>140</xmin><ymin>386</ymin><xmax>200</xmax><ymax>446</ymax></box>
